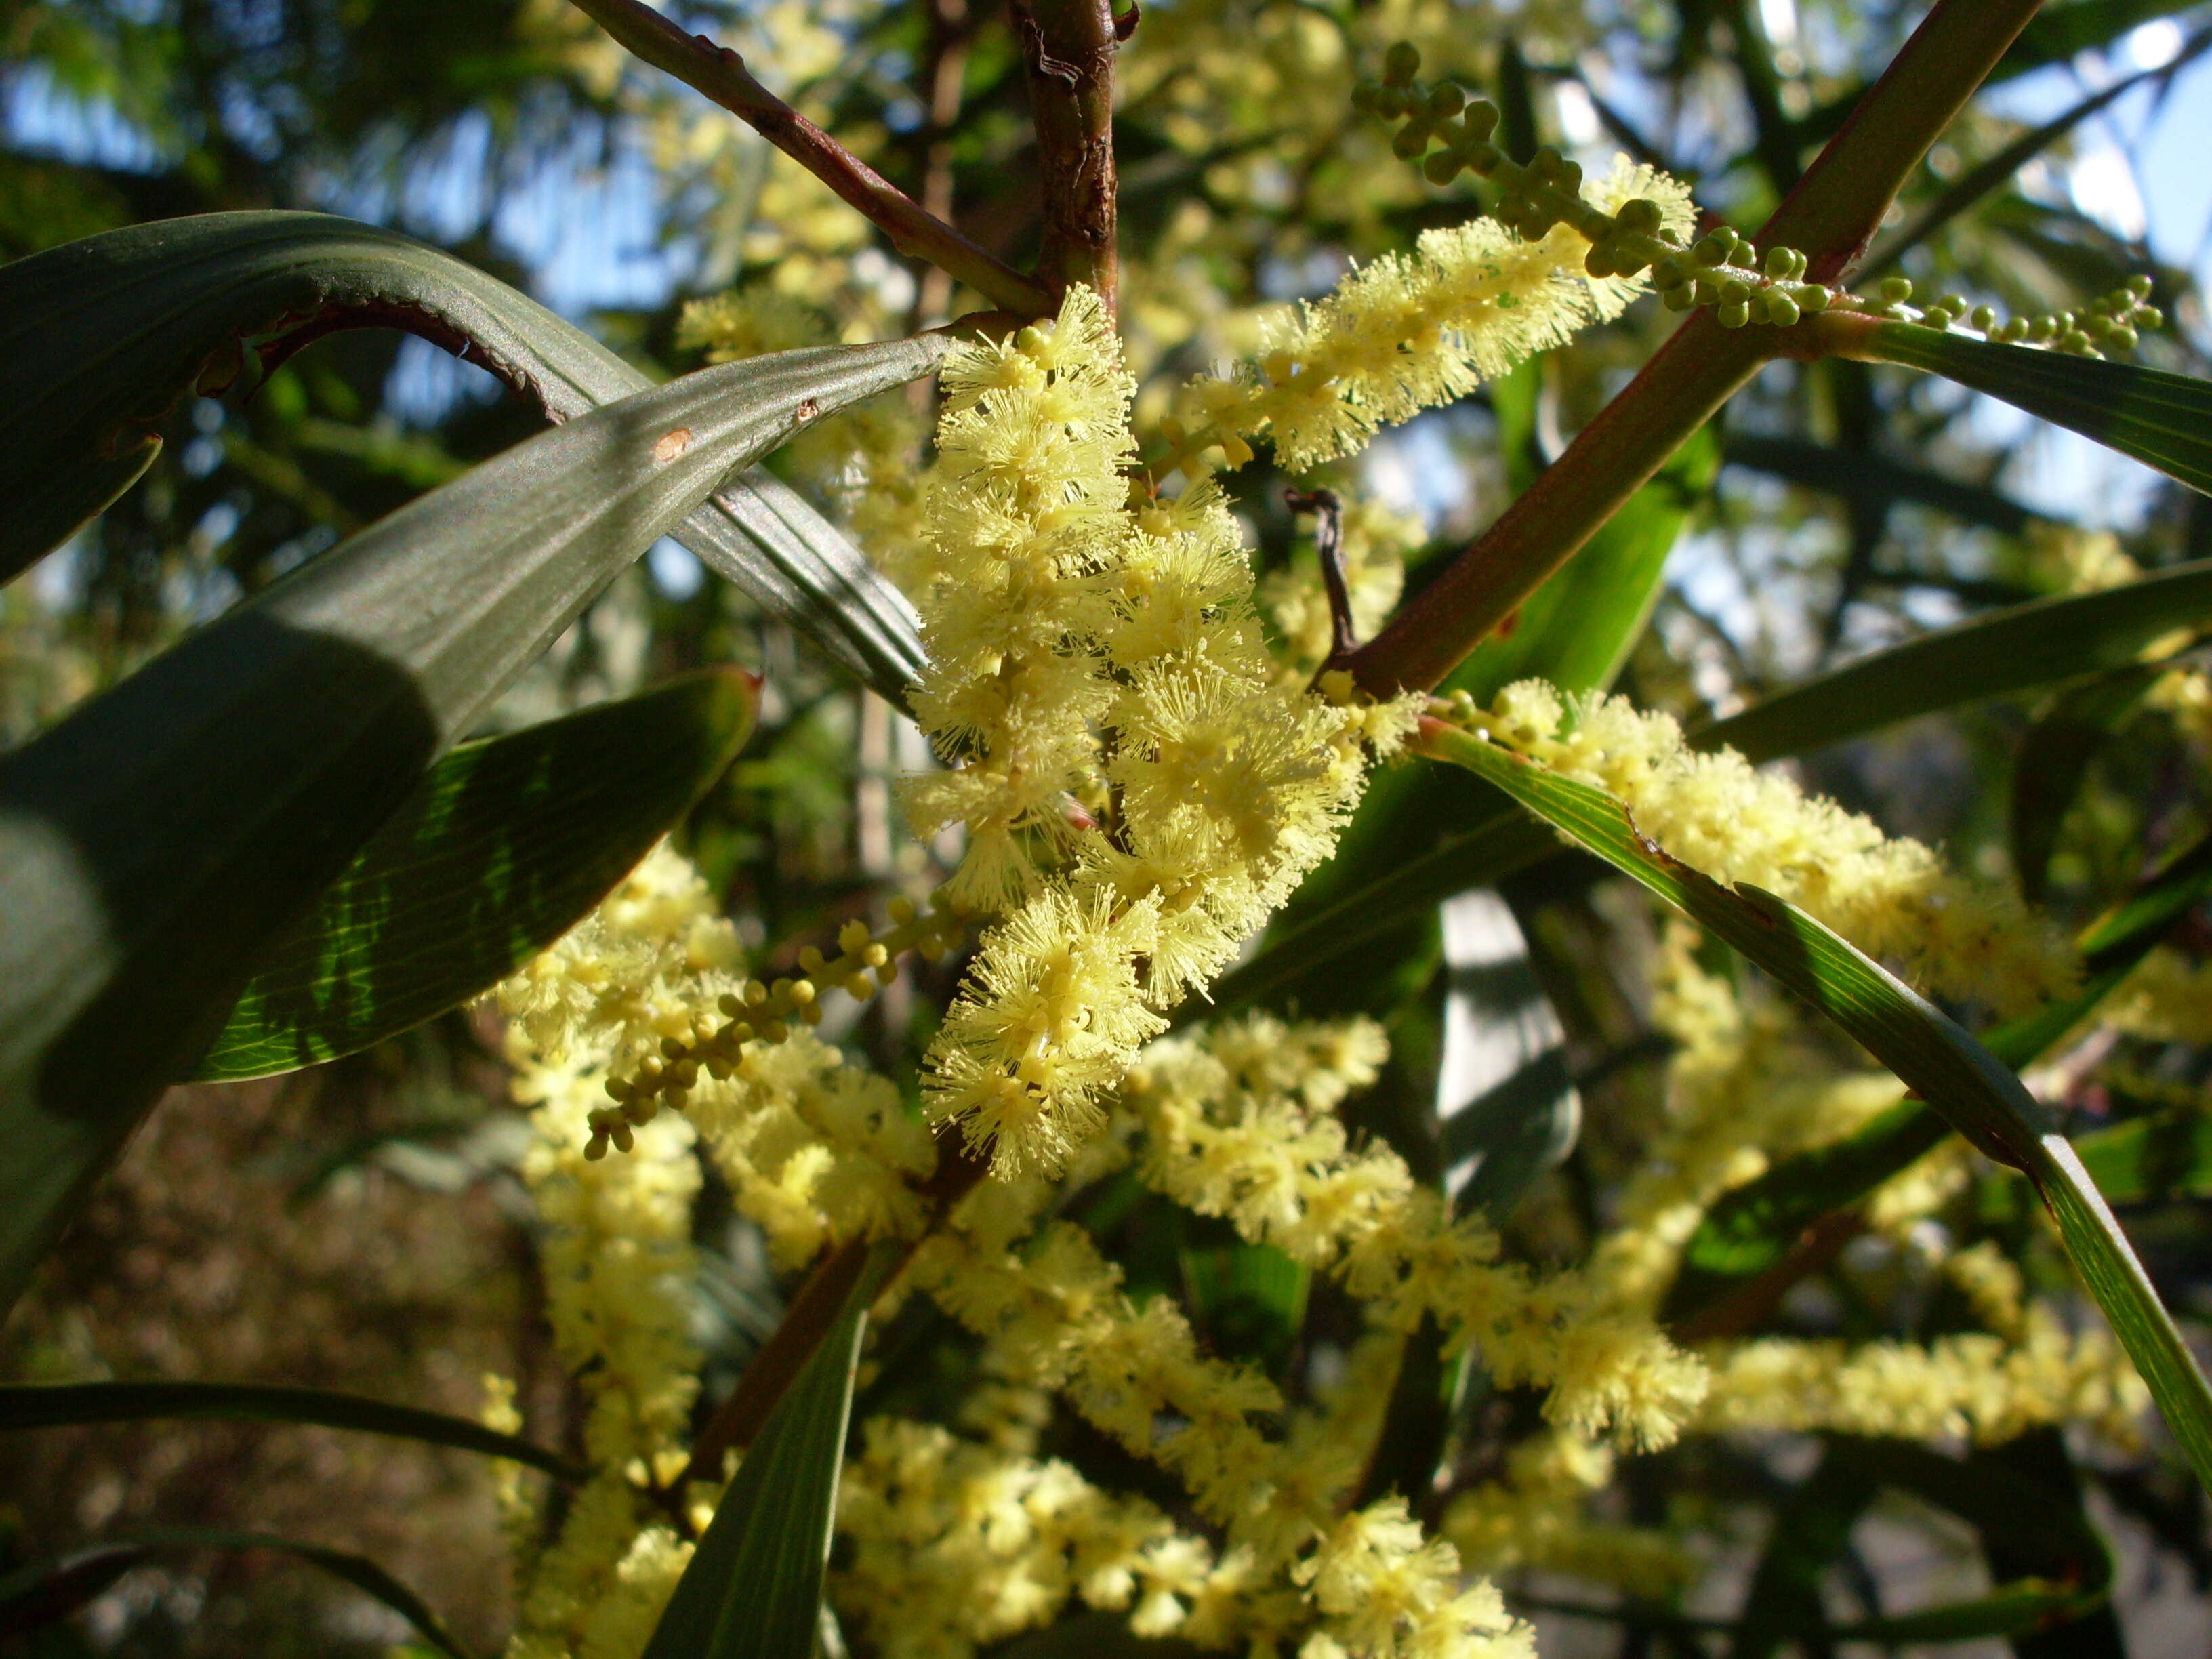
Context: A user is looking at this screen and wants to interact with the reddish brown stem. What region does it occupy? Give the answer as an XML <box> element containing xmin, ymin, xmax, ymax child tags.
<box><xmin>567</xmin><ymin>0</ymin><xmax>1050</xmax><ymax>318</ymax></box>
<box><xmin>1014</xmin><ymin>0</ymin><xmax>1122</xmax><ymax>310</ymax></box>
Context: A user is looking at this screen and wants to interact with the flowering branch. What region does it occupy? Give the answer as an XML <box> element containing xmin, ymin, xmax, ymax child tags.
<box><xmin>1344</xmin><ymin>0</ymin><xmax>2047</xmax><ymax>695</ymax></box>
<box><xmin>1013</xmin><ymin>0</ymin><xmax>1123</xmax><ymax>310</ymax></box>
<box><xmin>564</xmin><ymin>0</ymin><xmax>1053</xmax><ymax>319</ymax></box>
<box><xmin>676</xmin><ymin>1126</ymin><xmax>988</xmax><ymax>1489</ymax></box>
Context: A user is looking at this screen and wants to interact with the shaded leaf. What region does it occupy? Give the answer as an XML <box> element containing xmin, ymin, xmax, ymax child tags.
<box><xmin>0</xmin><ymin>211</ymin><xmax>926</xmax><ymax>699</ymax></box>
<box><xmin>1420</xmin><ymin>722</ymin><xmax>2212</xmax><ymax>1489</ymax></box>
<box><xmin>0</xmin><ymin>1528</ymin><xmax>472</xmax><ymax>1656</ymax></box>
<box><xmin>0</xmin><ymin>1379</ymin><xmax>585</xmax><ymax>1482</ymax></box>
<box><xmin>1860</xmin><ymin>322</ymin><xmax>2212</xmax><ymax>497</ymax></box>
<box><xmin>640</xmin><ymin>1243</ymin><xmax>894</xmax><ymax>1658</ymax></box>
<box><xmin>1699</xmin><ymin>556</ymin><xmax>2212</xmax><ymax>762</ymax></box>
<box><xmin>0</xmin><ymin>332</ymin><xmax>948</xmax><ymax>1317</ymax></box>
<box><xmin>192</xmin><ymin>668</ymin><xmax>757</xmax><ymax>1080</ymax></box>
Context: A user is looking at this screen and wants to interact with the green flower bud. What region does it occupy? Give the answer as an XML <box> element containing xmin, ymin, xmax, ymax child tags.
<box><xmin>1428</xmin><ymin>81</ymin><xmax>1465</xmax><ymax>115</ymax></box>
<box><xmin>1460</xmin><ymin>101</ymin><xmax>1500</xmax><ymax>141</ymax></box>
<box><xmin>1464</xmin><ymin>140</ymin><xmax>1502</xmax><ymax>174</ymax></box>
<box><xmin>1383</xmin><ymin>41</ymin><xmax>1421</xmax><ymax>83</ymax></box>
<box><xmin>1392</xmin><ymin>121</ymin><xmax>1431</xmax><ymax>159</ymax></box>
<box><xmin>1795</xmin><ymin>283</ymin><xmax>1830</xmax><ymax>312</ymax></box>
<box><xmin>1878</xmin><ymin>276</ymin><xmax>1913</xmax><ymax>305</ymax></box>
<box><xmin>1423</xmin><ymin>148</ymin><xmax>1460</xmax><ymax>184</ymax></box>
<box><xmin>1718</xmin><ymin>298</ymin><xmax>1751</xmax><ymax>329</ymax></box>
<box><xmin>1662</xmin><ymin>282</ymin><xmax>1698</xmax><ymax>312</ymax></box>
<box><xmin>1692</xmin><ymin>234</ymin><xmax>1728</xmax><ymax>267</ymax></box>
<box><xmin>1764</xmin><ymin>291</ymin><xmax>1801</xmax><ymax>327</ymax></box>
<box><xmin>2125</xmin><ymin>274</ymin><xmax>2155</xmax><ymax>302</ymax></box>
<box><xmin>1762</xmin><ymin>245</ymin><xmax>1794</xmax><ymax>280</ymax></box>
<box><xmin>1968</xmin><ymin>305</ymin><xmax>1996</xmax><ymax>332</ymax></box>
<box><xmin>2106</xmin><ymin>325</ymin><xmax>2138</xmax><ymax>351</ymax></box>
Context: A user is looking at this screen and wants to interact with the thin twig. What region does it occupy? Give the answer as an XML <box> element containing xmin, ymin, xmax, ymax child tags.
<box><xmin>1286</xmin><ymin>488</ymin><xmax>1357</xmax><ymax>663</ymax></box>
<box><xmin>565</xmin><ymin>0</ymin><xmax>1050</xmax><ymax>317</ymax></box>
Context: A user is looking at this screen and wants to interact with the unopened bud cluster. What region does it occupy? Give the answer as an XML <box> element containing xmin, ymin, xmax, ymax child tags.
<box><xmin>584</xmin><ymin>895</ymin><xmax>965</xmax><ymax>1158</ymax></box>
<box><xmin>1356</xmin><ymin>43</ymin><xmax>2160</xmax><ymax>357</ymax></box>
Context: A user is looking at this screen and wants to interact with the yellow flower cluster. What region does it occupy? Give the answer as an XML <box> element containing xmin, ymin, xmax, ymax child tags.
<box><xmin>1160</xmin><ymin>160</ymin><xmax>1692</xmax><ymax>476</ymax></box>
<box><xmin>1698</xmin><ymin>1317</ymin><xmax>2150</xmax><ymax>1448</ymax></box>
<box><xmin>1583</xmin><ymin>927</ymin><xmax>1904</xmax><ymax>1315</ymax></box>
<box><xmin>493</xmin><ymin>856</ymin><xmax>712</xmax><ymax>1656</ymax></box>
<box><xmin>1125</xmin><ymin>1015</ymin><xmax>1708</xmax><ymax>1450</ymax></box>
<box><xmin>899</xmin><ymin>288</ymin><xmax>1416</xmax><ymax>1176</ymax></box>
<box><xmin>1461</xmin><ymin>681</ymin><xmax>2079</xmax><ymax>1015</ymax></box>
<box><xmin>836</xmin><ymin>1416</ymin><xmax>1265</xmax><ymax>1659</ymax></box>
<box><xmin>1603</xmin><ymin>934</ymin><xmax>2147</xmax><ymax>1452</ymax></box>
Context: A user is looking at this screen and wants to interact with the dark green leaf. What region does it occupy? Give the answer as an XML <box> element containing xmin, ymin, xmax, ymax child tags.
<box><xmin>641</xmin><ymin>1243</ymin><xmax>893</xmax><ymax>1659</ymax></box>
<box><xmin>1698</xmin><ymin>556</ymin><xmax>2212</xmax><ymax>762</ymax></box>
<box><xmin>1421</xmin><ymin>723</ymin><xmax>2212</xmax><ymax>1489</ymax></box>
<box><xmin>1861</xmin><ymin>323</ymin><xmax>2212</xmax><ymax>498</ymax></box>
<box><xmin>0</xmin><ymin>331</ymin><xmax>948</xmax><ymax>1319</ymax></box>
<box><xmin>0</xmin><ymin>1379</ymin><xmax>585</xmax><ymax>1481</ymax></box>
<box><xmin>0</xmin><ymin>1528</ymin><xmax>472</xmax><ymax>1656</ymax></box>
<box><xmin>0</xmin><ymin>211</ymin><xmax>926</xmax><ymax>699</ymax></box>
<box><xmin>190</xmin><ymin>668</ymin><xmax>757</xmax><ymax>1080</ymax></box>
<box><xmin>1179</xmin><ymin>1238</ymin><xmax>1309</xmax><ymax>1372</ymax></box>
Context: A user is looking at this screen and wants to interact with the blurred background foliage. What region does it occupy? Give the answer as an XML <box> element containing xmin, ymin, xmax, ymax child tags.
<box><xmin>4</xmin><ymin>0</ymin><xmax>2212</xmax><ymax>1652</ymax></box>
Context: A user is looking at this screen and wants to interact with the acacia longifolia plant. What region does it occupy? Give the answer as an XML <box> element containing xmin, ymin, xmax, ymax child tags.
<box><xmin>4</xmin><ymin>0</ymin><xmax>2212</xmax><ymax>1654</ymax></box>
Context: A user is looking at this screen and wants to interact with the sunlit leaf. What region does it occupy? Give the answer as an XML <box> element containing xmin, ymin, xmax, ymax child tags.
<box><xmin>191</xmin><ymin>668</ymin><xmax>756</xmax><ymax>1080</ymax></box>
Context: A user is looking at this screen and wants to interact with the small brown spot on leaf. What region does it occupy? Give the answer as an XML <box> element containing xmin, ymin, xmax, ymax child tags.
<box><xmin>796</xmin><ymin>398</ymin><xmax>819</xmax><ymax>422</ymax></box>
<box><xmin>653</xmin><ymin>427</ymin><xmax>693</xmax><ymax>464</ymax></box>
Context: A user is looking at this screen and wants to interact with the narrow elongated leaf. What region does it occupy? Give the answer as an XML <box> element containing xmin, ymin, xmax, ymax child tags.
<box><xmin>0</xmin><ymin>333</ymin><xmax>948</xmax><ymax>1318</ymax></box>
<box><xmin>190</xmin><ymin>668</ymin><xmax>756</xmax><ymax>1080</ymax></box>
<box><xmin>640</xmin><ymin>1244</ymin><xmax>891</xmax><ymax>1659</ymax></box>
<box><xmin>1421</xmin><ymin>722</ymin><xmax>2212</xmax><ymax>1488</ymax></box>
<box><xmin>0</xmin><ymin>211</ymin><xmax>925</xmax><ymax>698</ymax></box>
<box><xmin>0</xmin><ymin>1380</ymin><xmax>585</xmax><ymax>1481</ymax></box>
<box><xmin>1986</xmin><ymin>1108</ymin><xmax>2212</xmax><ymax>1214</ymax></box>
<box><xmin>1668</xmin><ymin>826</ymin><xmax>2212</xmax><ymax>1310</ymax></box>
<box><xmin>1699</xmin><ymin>556</ymin><xmax>2212</xmax><ymax>762</ymax></box>
<box><xmin>0</xmin><ymin>1528</ymin><xmax>471</xmax><ymax>1656</ymax></box>
<box><xmin>1859</xmin><ymin>322</ymin><xmax>2212</xmax><ymax>497</ymax></box>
